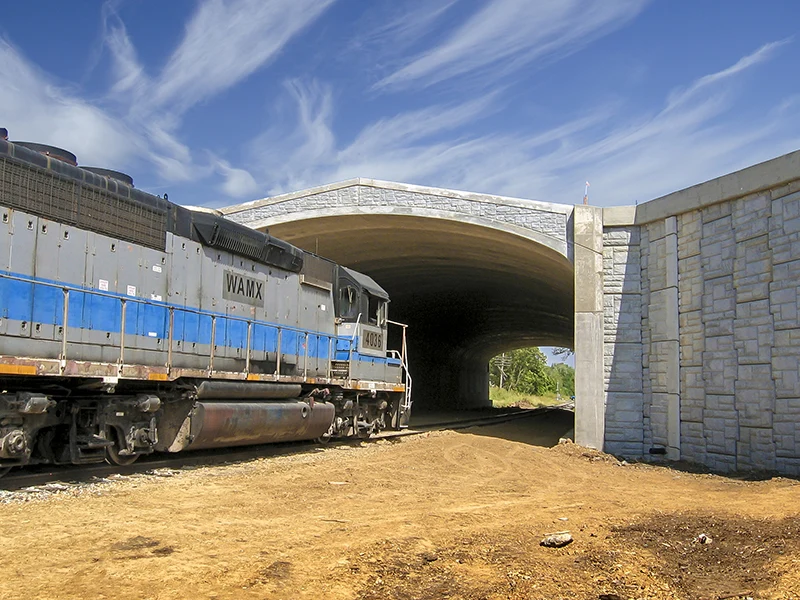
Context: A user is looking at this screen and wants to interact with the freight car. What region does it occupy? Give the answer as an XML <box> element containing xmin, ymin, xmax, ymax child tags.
<box><xmin>0</xmin><ymin>139</ymin><xmax>411</xmax><ymax>476</ymax></box>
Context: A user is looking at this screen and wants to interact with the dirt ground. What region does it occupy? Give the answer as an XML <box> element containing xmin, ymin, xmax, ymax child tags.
<box><xmin>1</xmin><ymin>409</ymin><xmax>799</xmax><ymax>600</ymax></box>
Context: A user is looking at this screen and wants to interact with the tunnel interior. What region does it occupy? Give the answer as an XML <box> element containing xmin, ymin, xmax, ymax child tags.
<box><xmin>265</xmin><ymin>214</ymin><xmax>575</xmax><ymax>410</ymax></box>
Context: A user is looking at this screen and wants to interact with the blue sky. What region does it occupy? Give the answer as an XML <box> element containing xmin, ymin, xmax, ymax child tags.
<box><xmin>2</xmin><ymin>1</ymin><xmax>799</xmax><ymax>208</ymax></box>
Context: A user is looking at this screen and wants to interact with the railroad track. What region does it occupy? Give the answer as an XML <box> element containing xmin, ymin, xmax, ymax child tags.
<box><xmin>0</xmin><ymin>406</ymin><xmax>571</xmax><ymax>492</ymax></box>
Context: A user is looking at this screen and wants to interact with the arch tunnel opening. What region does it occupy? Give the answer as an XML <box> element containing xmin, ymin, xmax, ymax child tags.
<box><xmin>262</xmin><ymin>214</ymin><xmax>575</xmax><ymax>411</ymax></box>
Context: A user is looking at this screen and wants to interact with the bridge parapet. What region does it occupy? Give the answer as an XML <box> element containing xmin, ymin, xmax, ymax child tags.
<box><xmin>223</xmin><ymin>178</ymin><xmax>574</xmax><ymax>260</ymax></box>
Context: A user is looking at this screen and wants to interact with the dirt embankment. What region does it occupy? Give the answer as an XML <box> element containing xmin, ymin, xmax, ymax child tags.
<box><xmin>1</xmin><ymin>410</ymin><xmax>798</xmax><ymax>600</ymax></box>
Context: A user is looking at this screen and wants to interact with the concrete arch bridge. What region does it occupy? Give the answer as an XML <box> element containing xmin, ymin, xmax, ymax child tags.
<box><xmin>223</xmin><ymin>151</ymin><xmax>800</xmax><ymax>476</ymax></box>
<box><xmin>222</xmin><ymin>178</ymin><xmax>603</xmax><ymax>446</ymax></box>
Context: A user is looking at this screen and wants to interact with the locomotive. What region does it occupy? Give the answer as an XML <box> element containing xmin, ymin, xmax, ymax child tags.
<box><xmin>0</xmin><ymin>138</ymin><xmax>411</xmax><ymax>476</ymax></box>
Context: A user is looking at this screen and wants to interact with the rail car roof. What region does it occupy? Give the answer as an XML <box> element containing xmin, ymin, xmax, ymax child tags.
<box><xmin>0</xmin><ymin>138</ymin><xmax>305</xmax><ymax>273</ymax></box>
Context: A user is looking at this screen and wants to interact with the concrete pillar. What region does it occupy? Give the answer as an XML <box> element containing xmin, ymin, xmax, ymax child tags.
<box><xmin>573</xmin><ymin>205</ymin><xmax>605</xmax><ymax>449</ymax></box>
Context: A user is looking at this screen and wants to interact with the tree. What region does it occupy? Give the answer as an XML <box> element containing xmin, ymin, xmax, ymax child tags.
<box><xmin>546</xmin><ymin>362</ymin><xmax>575</xmax><ymax>397</ymax></box>
<box><xmin>490</xmin><ymin>348</ymin><xmax>576</xmax><ymax>398</ymax></box>
<box><xmin>489</xmin><ymin>348</ymin><xmax>554</xmax><ymax>396</ymax></box>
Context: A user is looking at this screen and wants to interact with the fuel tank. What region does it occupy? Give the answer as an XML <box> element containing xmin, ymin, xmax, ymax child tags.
<box><xmin>167</xmin><ymin>400</ymin><xmax>335</xmax><ymax>452</ymax></box>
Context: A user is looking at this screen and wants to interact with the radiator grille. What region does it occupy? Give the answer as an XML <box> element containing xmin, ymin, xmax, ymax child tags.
<box><xmin>0</xmin><ymin>157</ymin><xmax>166</xmax><ymax>250</ymax></box>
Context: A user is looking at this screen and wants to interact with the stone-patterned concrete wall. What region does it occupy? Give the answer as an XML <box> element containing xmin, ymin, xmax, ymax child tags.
<box><xmin>226</xmin><ymin>183</ymin><xmax>570</xmax><ymax>250</ymax></box>
<box><xmin>677</xmin><ymin>209</ymin><xmax>707</xmax><ymax>465</ymax></box>
<box><xmin>644</xmin><ymin>217</ymin><xmax>682</xmax><ymax>459</ymax></box>
<box><xmin>770</xmin><ymin>187</ymin><xmax>800</xmax><ymax>474</ymax></box>
<box><xmin>602</xmin><ymin>226</ymin><xmax>644</xmax><ymax>456</ymax></box>
<box><xmin>604</xmin><ymin>180</ymin><xmax>800</xmax><ymax>475</ymax></box>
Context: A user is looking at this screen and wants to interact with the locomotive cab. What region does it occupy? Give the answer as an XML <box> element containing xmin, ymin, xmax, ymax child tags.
<box><xmin>330</xmin><ymin>266</ymin><xmax>411</xmax><ymax>434</ymax></box>
<box><xmin>335</xmin><ymin>267</ymin><xmax>389</xmax><ymax>358</ymax></box>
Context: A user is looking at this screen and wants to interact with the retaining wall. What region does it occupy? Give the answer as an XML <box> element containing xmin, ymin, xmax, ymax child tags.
<box><xmin>601</xmin><ymin>151</ymin><xmax>800</xmax><ymax>474</ymax></box>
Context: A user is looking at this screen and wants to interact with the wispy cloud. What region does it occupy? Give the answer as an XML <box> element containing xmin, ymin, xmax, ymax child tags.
<box><xmin>537</xmin><ymin>41</ymin><xmax>797</xmax><ymax>203</ymax></box>
<box><xmin>0</xmin><ymin>40</ymin><xmax>136</xmax><ymax>168</ymax></box>
<box><xmin>214</xmin><ymin>158</ymin><xmax>261</xmax><ymax>197</ymax></box>
<box><xmin>98</xmin><ymin>0</ymin><xmax>336</xmax><ymax>181</ymax></box>
<box><xmin>350</xmin><ymin>0</ymin><xmax>459</xmax><ymax>54</ymax></box>
<box><xmin>241</xmin><ymin>80</ymin><xmax>338</xmax><ymax>193</ymax></box>
<box><xmin>340</xmin><ymin>93</ymin><xmax>499</xmax><ymax>160</ymax></box>
<box><xmin>4</xmin><ymin>2</ymin><xmax>797</xmax><ymax>209</ymax></box>
<box><xmin>666</xmin><ymin>39</ymin><xmax>791</xmax><ymax>110</ymax></box>
<box><xmin>150</xmin><ymin>0</ymin><xmax>335</xmax><ymax>114</ymax></box>
<box><xmin>245</xmin><ymin>84</ymin><xmax>505</xmax><ymax>194</ymax></box>
<box><xmin>376</xmin><ymin>0</ymin><xmax>648</xmax><ymax>90</ymax></box>
<box><xmin>241</xmin><ymin>41</ymin><xmax>797</xmax><ymax>206</ymax></box>
<box><xmin>103</xmin><ymin>10</ymin><xmax>147</xmax><ymax>97</ymax></box>
<box><xmin>2</xmin><ymin>0</ymin><xmax>335</xmax><ymax>187</ymax></box>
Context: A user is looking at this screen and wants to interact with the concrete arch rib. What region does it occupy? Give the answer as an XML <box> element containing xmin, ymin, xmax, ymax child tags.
<box><xmin>235</xmin><ymin>206</ymin><xmax>570</xmax><ymax>260</ymax></box>
<box><xmin>259</xmin><ymin>211</ymin><xmax>574</xmax><ymax>410</ymax></box>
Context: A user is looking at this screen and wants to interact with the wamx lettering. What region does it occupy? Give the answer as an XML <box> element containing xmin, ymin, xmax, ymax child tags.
<box><xmin>223</xmin><ymin>270</ymin><xmax>265</xmax><ymax>307</ymax></box>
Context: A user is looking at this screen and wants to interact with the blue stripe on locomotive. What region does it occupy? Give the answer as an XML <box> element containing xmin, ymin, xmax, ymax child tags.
<box><xmin>0</xmin><ymin>271</ymin><xmax>392</xmax><ymax>365</ymax></box>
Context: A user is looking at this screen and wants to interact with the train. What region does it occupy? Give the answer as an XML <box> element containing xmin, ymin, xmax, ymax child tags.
<box><xmin>0</xmin><ymin>138</ymin><xmax>412</xmax><ymax>476</ymax></box>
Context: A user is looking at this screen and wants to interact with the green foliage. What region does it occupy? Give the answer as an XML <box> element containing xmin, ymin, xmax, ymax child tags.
<box><xmin>489</xmin><ymin>347</ymin><xmax>550</xmax><ymax>395</ymax></box>
<box><xmin>489</xmin><ymin>347</ymin><xmax>575</xmax><ymax>398</ymax></box>
<box><xmin>489</xmin><ymin>386</ymin><xmax>563</xmax><ymax>408</ymax></box>
<box><xmin>548</xmin><ymin>362</ymin><xmax>575</xmax><ymax>397</ymax></box>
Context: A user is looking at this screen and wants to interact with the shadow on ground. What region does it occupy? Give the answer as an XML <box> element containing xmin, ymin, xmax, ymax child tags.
<box><xmin>450</xmin><ymin>408</ymin><xmax>574</xmax><ymax>447</ymax></box>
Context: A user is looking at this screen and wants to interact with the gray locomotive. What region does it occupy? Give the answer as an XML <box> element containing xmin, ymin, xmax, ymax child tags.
<box><xmin>0</xmin><ymin>138</ymin><xmax>411</xmax><ymax>476</ymax></box>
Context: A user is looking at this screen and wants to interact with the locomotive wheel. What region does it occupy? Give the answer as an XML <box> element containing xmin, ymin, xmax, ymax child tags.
<box><xmin>356</xmin><ymin>418</ymin><xmax>372</xmax><ymax>439</ymax></box>
<box><xmin>105</xmin><ymin>428</ymin><xmax>139</xmax><ymax>466</ymax></box>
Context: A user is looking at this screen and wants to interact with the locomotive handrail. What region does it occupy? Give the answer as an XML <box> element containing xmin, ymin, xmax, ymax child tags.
<box><xmin>0</xmin><ymin>271</ymin><xmax>348</xmax><ymax>341</ymax></box>
<box><xmin>59</xmin><ymin>289</ymin><xmax>69</xmax><ymax>371</ymax></box>
<box><xmin>348</xmin><ymin>312</ymin><xmax>362</xmax><ymax>365</ymax></box>
<box><xmin>351</xmin><ymin>313</ymin><xmax>362</xmax><ymax>340</ymax></box>
<box><xmin>385</xmin><ymin>320</ymin><xmax>412</xmax><ymax>421</ymax></box>
<box><xmin>0</xmin><ymin>271</ymin><xmax>407</xmax><ymax>387</ymax></box>
<box><xmin>0</xmin><ymin>271</ymin><xmax>356</xmax><ymax>377</ymax></box>
<box><xmin>276</xmin><ymin>328</ymin><xmax>283</xmax><ymax>377</ymax></box>
<box><xmin>244</xmin><ymin>320</ymin><xmax>252</xmax><ymax>375</ymax></box>
<box><xmin>327</xmin><ymin>337</ymin><xmax>334</xmax><ymax>380</ymax></box>
<box><xmin>119</xmin><ymin>300</ymin><xmax>127</xmax><ymax>374</ymax></box>
<box><xmin>167</xmin><ymin>307</ymin><xmax>175</xmax><ymax>371</ymax></box>
<box><xmin>303</xmin><ymin>331</ymin><xmax>309</xmax><ymax>378</ymax></box>
<box><xmin>386</xmin><ymin>319</ymin><xmax>409</xmax><ymax>365</ymax></box>
<box><xmin>209</xmin><ymin>315</ymin><xmax>217</xmax><ymax>374</ymax></box>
